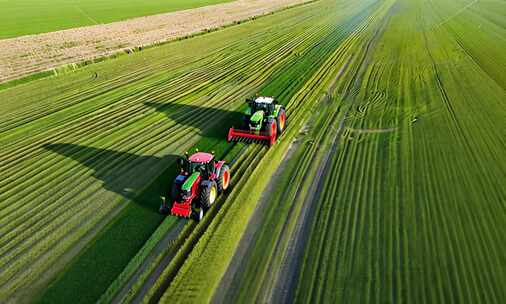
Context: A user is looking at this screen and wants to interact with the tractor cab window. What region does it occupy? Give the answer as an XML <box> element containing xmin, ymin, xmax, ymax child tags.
<box><xmin>191</xmin><ymin>162</ymin><xmax>205</xmax><ymax>173</ymax></box>
<box><xmin>252</xmin><ymin>102</ymin><xmax>273</xmax><ymax>115</ymax></box>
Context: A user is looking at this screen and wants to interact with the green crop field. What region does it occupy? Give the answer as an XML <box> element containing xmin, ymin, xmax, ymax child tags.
<box><xmin>0</xmin><ymin>0</ymin><xmax>504</xmax><ymax>303</ymax></box>
<box><xmin>0</xmin><ymin>0</ymin><xmax>233</xmax><ymax>39</ymax></box>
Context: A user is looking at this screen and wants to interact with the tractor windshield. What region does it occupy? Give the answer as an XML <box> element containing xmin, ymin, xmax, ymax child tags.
<box><xmin>188</xmin><ymin>161</ymin><xmax>214</xmax><ymax>175</ymax></box>
<box><xmin>190</xmin><ymin>162</ymin><xmax>205</xmax><ymax>173</ymax></box>
<box><xmin>247</xmin><ymin>97</ymin><xmax>275</xmax><ymax>115</ymax></box>
<box><xmin>251</xmin><ymin>102</ymin><xmax>270</xmax><ymax>114</ymax></box>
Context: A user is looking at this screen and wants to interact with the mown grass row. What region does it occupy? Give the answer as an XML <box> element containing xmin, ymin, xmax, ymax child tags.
<box><xmin>0</xmin><ymin>0</ymin><xmax>362</xmax><ymax>302</ymax></box>
<box><xmin>91</xmin><ymin>1</ymin><xmax>380</xmax><ymax>302</ymax></box>
<box><xmin>154</xmin><ymin>1</ymin><xmax>391</xmax><ymax>301</ymax></box>
<box><xmin>290</xmin><ymin>0</ymin><xmax>506</xmax><ymax>303</ymax></box>
<box><xmin>210</xmin><ymin>1</ymin><xmax>397</xmax><ymax>301</ymax></box>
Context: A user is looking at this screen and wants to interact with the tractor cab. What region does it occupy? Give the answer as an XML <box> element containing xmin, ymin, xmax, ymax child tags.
<box><xmin>183</xmin><ymin>152</ymin><xmax>215</xmax><ymax>178</ymax></box>
<box><xmin>246</xmin><ymin>96</ymin><xmax>276</xmax><ymax>116</ymax></box>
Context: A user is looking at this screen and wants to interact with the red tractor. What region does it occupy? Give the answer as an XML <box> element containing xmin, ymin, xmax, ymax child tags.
<box><xmin>160</xmin><ymin>151</ymin><xmax>231</xmax><ymax>220</ymax></box>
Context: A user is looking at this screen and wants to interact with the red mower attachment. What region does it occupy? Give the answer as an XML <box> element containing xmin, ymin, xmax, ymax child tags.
<box><xmin>170</xmin><ymin>201</ymin><xmax>192</xmax><ymax>217</ymax></box>
<box><xmin>227</xmin><ymin>119</ymin><xmax>277</xmax><ymax>146</ymax></box>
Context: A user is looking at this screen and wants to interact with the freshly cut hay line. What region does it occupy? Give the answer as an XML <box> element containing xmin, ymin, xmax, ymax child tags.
<box><xmin>130</xmin><ymin>145</ymin><xmax>255</xmax><ymax>302</ymax></box>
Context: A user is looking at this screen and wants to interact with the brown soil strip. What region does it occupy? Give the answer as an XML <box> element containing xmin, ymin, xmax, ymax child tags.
<box><xmin>0</xmin><ymin>0</ymin><xmax>312</xmax><ymax>84</ymax></box>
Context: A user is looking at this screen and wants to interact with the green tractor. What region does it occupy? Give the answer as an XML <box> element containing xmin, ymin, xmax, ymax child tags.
<box><xmin>227</xmin><ymin>96</ymin><xmax>286</xmax><ymax>146</ymax></box>
<box><xmin>159</xmin><ymin>151</ymin><xmax>231</xmax><ymax>221</ymax></box>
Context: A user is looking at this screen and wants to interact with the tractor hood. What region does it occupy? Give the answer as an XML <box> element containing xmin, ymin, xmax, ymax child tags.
<box><xmin>250</xmin><ymin>110</ymin><xmax>264</xmax><ymax>124</ymax></box>
<box><xmin>181</xmin><ymin>172</ymin><xmax>200</xmax><ymax>191</ymax></box>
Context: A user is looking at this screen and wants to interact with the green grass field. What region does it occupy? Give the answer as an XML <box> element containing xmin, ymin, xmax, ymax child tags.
<box><xmin>0</xmin><ymin>0</ymin><xmax>233</xmax><ymax>39</ymax></box>
<box><xmin>0</xmin><ymin>1</ymin><xmax>359</xmax><ymax>301</ymax></box>
<box><xmin>159</xmin><ymin>0</ymin><xmax>505</xmax><ymax>302</ymax></box>
<box><xmin>0</xmin><ymin>0</ymin><xmax>504</xmax><ymax>303</ymax></box>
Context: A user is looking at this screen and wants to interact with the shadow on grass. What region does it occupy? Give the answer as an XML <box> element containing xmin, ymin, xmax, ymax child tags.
<box><xmin>39</xmin><ymin>143</ymin><xmax>180</xmax><ymax>304</ymax></box>
<box><xmin>43</xmin><ymin>143</ymin><xmax>178</xmax><ymax>210</ymax></box>
<box><xmin>144</xmin><ymin>101</ymin><xmax>244</xmax><ymax>140</ymax></box>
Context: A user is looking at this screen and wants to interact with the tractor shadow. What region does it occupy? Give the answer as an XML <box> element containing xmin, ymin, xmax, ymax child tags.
<box><xmin>43</xmin><ymin>143</ymin><xmax>179</xmax><ymax>212</ymax></box>
<box><xmin>144</xmin><ymin>102</ymin><xmax>244</xmax><ymax>140</ymax></box>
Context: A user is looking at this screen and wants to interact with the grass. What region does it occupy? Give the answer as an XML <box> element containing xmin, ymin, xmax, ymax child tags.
<box><xmin>1</xmin><ymin>0</ymin><xmax>504</xmax><ymax>302</ymax></box>
<box><xmin>200</xmin><ymin>0</ymin><xmax>506</xmax><ymax>303</ymax></box>
<box><xmin>0</xmin><ymin>0</ymin><xmax>363</xmax><ymax>302</ymax></box>
<box><xmin>0</xmin><ymin>0</ymin><xmax>234</xmax><ymax>39</ymax></box>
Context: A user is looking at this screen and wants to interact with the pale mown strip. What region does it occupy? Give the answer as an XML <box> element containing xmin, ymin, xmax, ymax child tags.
<box><xmin>0</xmin><ymin>0</ymin><xmax>312</xmax><ymax>83</ymax></box>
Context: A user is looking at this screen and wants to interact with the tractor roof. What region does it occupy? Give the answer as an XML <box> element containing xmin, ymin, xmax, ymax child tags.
<box><xmin>255</xmin><ymin>96</ymin><xmax>275</xmax><ymax>104</ymax></box>
<box><xmin>189</xmin><ymin>152</ymin><xmax>214</xmax><ymax>163</ymax></box>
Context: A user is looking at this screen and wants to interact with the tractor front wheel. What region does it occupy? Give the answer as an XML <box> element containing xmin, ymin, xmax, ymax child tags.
<box><xmin>217</xmin><ymin>164</ymin><xmax>231</xmax><ymax>193</ymax></box>
<box><xmin>200</xmin><ymin>181</ymin><xmax>218</xmax><ymax>209</ymax></box>
<box><xmin>193</xmin><ymin>207</ymin><xmax>204</xmax><ymax>221</ymax></box>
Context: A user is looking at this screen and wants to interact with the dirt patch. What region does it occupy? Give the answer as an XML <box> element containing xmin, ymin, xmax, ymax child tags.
<box><xmin>0</xmin><ymin>0</ymin><xmax>313</xmax><ymax>83</ymax></box>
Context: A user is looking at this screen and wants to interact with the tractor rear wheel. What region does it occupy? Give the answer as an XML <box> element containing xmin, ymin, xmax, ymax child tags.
<box><xmin>200</xmin><ymin>181</ymin><xmax>218</xmax><ymax>209</ymax></box>
<box><xmin>217</xmin><ymin>164</ymin><xmax>231</xmax><ymax>193</ymax></box>
<box><xmin>276</xmin><ymin>108</ymin><xmax>286</xmax><ymax>135</ymax></box>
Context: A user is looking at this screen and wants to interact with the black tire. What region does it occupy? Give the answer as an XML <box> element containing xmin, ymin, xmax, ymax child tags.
<box><xmin>276</xmin><ymin>108</ymin><xmax>286</xmax><ymax>135</ymax></box>
<box><xmin>216</xmin><ymin>164</ymin><xmax>231</xmax><ymax>193</ymax></box>
<box><xmin>192</xmin><ymin>207</ymin><xmax>204</xmax><ymax>221</ymax></box>
<box><xmin>199</xmin><ymin>180</ymin><xmax>218</xmax><ymax>209</ymax></box>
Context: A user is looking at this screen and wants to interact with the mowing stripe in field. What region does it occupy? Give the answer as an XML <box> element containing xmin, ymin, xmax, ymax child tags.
<box><xmin>209</xmin><ymin>0</ymin><xmax>505</xmax><ymax>303</ymax></box>
<box><xmin>0</xmin><ymin>0</ymin><xmax>371</xmax><ymax>302</ymax></box>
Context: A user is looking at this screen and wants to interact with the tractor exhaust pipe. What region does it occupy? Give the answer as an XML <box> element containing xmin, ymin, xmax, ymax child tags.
<box><xmin>159</xmin><ymin>196</ymin><xmax>169</xmax><ymax>214</ymax></box>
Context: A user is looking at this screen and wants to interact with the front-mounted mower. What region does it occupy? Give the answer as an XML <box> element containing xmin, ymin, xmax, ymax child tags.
<box><xmin>159</xmin><ymin>151</ymin><xmax>231</xmax><ymax>221</ymax></box>
<box><xmin>227</xmin><ymin>96</ymin><xmax>286</xmax><ymax>146</ymax></box>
